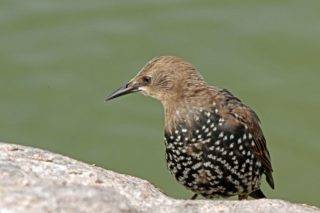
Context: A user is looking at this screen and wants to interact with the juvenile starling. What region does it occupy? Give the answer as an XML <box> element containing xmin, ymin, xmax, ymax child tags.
<box><xmin>106</xmin><ymin>56</ymin><xmax>274</xmax><ymax>200</ymax></box>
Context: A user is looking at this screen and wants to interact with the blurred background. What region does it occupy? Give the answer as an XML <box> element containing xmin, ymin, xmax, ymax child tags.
<box><xmin>1</xmin><ymin>0</ymin><xmax>319</xmax><ymax>207</ymax></box>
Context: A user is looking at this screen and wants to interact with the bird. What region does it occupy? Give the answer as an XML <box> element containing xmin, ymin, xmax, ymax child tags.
<box><xmin>105</xmin><ymin>56</ymin><xmax>274</xmax><ymax>200</ymax></box>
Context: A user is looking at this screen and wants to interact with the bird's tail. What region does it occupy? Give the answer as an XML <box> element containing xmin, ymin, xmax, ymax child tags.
<box><xmin>249</xmin><ymin>189</ymin><xmax>266</xmax><ymax>199</ymax></box>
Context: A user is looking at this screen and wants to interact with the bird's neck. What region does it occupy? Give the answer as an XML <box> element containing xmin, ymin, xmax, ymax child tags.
<box><xmin>162</xmin><ymin>87</ymin><xmax>213</xmax><ymax>134</ymax></box>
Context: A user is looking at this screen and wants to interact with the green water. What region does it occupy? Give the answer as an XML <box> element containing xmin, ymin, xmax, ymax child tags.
<box><xmin>1</xmin><ymin>0</ymin><xmax>319</xmax><ymax>207</ymax></box>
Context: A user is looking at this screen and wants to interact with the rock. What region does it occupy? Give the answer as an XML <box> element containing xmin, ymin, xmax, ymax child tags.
<box><xmin>0</xmin><ymin>142</ymin><xmax>319</xmax><ymax>213</ymax></box>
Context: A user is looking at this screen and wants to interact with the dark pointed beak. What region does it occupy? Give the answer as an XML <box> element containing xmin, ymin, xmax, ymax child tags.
<box><xmin>105</xmin><ymin>83</ymin><xmax>140</xmax><ymax>101</ymax></box>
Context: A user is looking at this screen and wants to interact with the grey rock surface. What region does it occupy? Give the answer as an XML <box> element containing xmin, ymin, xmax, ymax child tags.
<box><xmin>0</xmin><ymin>142</ymin><xmax>319</xmax><ymax>213</ymax></box>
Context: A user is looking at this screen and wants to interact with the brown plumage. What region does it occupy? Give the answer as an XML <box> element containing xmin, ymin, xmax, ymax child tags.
<box><xmin>106</xmin><ymin>56</ymin><xmax>274</xmax><ymax>200</ymax></box>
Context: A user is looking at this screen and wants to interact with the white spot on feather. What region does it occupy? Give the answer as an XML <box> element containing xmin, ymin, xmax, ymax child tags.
<box><xmin>219</xmin><ymin>132</ymin><xmax>224</xmax><ymax>138</ymax></box>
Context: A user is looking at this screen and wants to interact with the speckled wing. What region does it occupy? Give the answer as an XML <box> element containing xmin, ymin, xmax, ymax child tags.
<box><xmin>213</xmin><ymin>88</ymin><xmax>274</xmax><ymax>189</ymax></box>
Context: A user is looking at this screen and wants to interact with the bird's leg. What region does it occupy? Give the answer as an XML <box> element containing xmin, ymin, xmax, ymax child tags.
<box><xmin>238</xmin><ymin>194</ymin><xmax>248</xmax><ymax>200</ymax></box>
<box><xmin>190</xmin><ymin>194</ymin><xmax>198</xmax><ymax>200</ymax></box>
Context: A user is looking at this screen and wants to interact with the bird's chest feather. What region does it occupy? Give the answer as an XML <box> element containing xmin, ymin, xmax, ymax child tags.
<box><xmin>164</xmin><ymin>108</ymin><xmax>263</xmax><ymax>196</ymax></box>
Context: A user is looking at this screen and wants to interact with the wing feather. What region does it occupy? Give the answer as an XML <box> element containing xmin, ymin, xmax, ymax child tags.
<box><xmin>213</xmin><ymin>88</ymin><xmax>274</xmax><ymax>189</ymax></box>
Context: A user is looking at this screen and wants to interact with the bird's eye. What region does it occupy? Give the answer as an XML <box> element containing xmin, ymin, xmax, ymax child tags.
<box><xmin>142</xmin><ymin>76</ymin><xmax>151</xmax><ymax>85</ymax></box>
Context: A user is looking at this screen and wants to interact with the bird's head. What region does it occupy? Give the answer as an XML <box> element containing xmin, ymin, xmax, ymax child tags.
<box><xmin>106</xmin><ymin>56</ymin><xmax>207</xmax><ymax>105</ymax></box>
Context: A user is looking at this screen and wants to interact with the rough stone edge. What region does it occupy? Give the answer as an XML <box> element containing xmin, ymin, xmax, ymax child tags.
<box><xmin>0</xmin><ymin>142</ymin><xmax>319</xmax><ymax>213</ymax></box>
